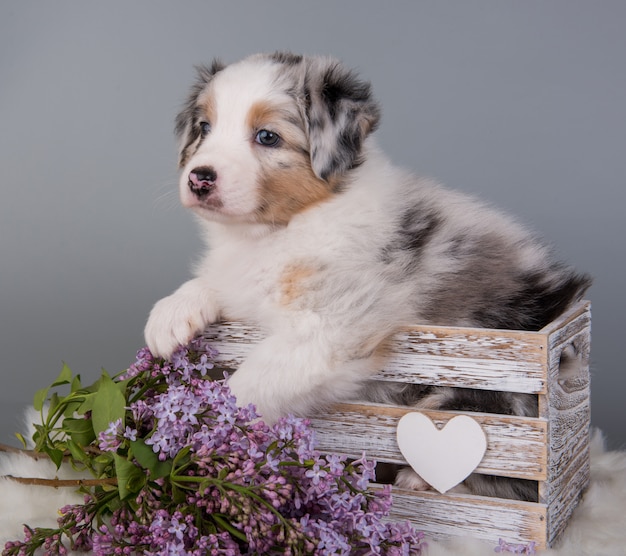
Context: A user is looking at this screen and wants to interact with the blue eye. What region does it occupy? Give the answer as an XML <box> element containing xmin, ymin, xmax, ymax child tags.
<box><xmin>255</xmin><ymin>129</ymin><xmax>281</xmax><ymax>147</ymax></box>
<box><xmin>199</xmin><ymin>121</ymin><xmax>211</xmax><ymax>137</ymax></box>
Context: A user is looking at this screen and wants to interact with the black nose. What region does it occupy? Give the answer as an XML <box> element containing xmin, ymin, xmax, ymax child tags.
<box><xmin>188</xmin><ymin>166</ymin><xmax>217</xmax><ymax>197</ymax></box>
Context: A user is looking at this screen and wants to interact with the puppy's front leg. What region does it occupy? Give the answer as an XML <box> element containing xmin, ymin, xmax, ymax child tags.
<box><xmin>144</xmin><ymin>278</ymin><xmax>219</xmax><ymax>358</ymax></box>
<box><xmin>227</xmin><ymin>331</ymin><xmax>371</xmax><ymax>424</ymax></box>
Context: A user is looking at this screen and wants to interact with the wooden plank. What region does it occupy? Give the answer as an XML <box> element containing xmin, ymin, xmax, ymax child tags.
<box><xmin>204</xmin><ymin>322</ymin><xmax>547</xmax><ymax>394</ymax></box>
<box><xmin>203</xmin><ymin>323</ymin><xmax>264</xmax><ymax>371</ymax></box>
<box><xmin>539</xmin><ymin>421</ymin><xmax>590</xmax><ymax>504</ymax></box>
<box><xmin>539</xmin><ymin>301</ymin><xmax>591</xmax><ymax>421</ymax></box>
<box><xmin>539</xmin><ymin>300</ymin><xmax>591</xmax><ymax>336</ymax></box>
<box><xmin>204</xmin><ymin>302</ymin><xmax>589</xmax><ymax>396</ymax></box>
<box><xmin>546</xmin><ymin>434</ymin><xmax>590</xmax><ymax>545</ymax></box>
<box><xmin>540</xmin><ymin>303</ymin><xmax>591</xmax><ymax>491</ymax></box>
<box><xmin>378</xmin><ymin>325</ymin><xmax>546</xmax><ymax>393</ymax></box>
<box><xmin>384</xmin><ymin>486</ymin><xmax>548</xmax><ymax>549</ymax></box>
<box><xmin>374</xmin><ymin>355</ymin><xmax>545</xmax><ymax>393</ymax></box>
<box><xmin>546</xmin><ymin>307</ymin><xmax>591</xmax><ymax>389</ymax></box>
<box><xmin>542</xmin><ymin>303</ymin><xmax>591</xmax><ymax>546</ymax></box>
<box><xmin>312</xmin><ymin>402</ymin><xmax>548</xmax><ymax>481</ymax></box>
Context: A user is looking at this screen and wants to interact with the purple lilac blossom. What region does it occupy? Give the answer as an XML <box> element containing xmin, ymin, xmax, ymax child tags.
<box><xmin>495</xmin><ymin>538</ymin><xmax>537</xmax><ymax>554</ymax></box>
<box><xmin>4</xmin><ymin>338</ymin><xmax>427</xmax><ymax>556</ymax></box>
<box><xmin>97</xmin><ymin>418</ymin><xmax>123</xmax><ymax>452</ymax></box>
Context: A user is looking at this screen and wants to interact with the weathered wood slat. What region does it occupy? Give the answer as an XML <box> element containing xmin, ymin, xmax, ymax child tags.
<box><xmin>204</xmin><ymin>324</ymin><xmax>548</xmax><ymax>394</ymax></box>
<box><xmin>204</xmin><ymin>304</ymin><xmax>589</xmax><ymax>395</ymax></box>
<box><xmin>546</xmin><ymin>434</ymin><xmax>590</xmax><ymax>545</ymax></box>
<box><xmin>384</xmin><ymin>486</ymin><xmax>548</xmax><ymax>548</ymax></box>
<box><xmin>374</xmin><ymin>356</ymin><xmax>545</xmax><ymax>393</ymax></box>
<box><xmin>540</xmin><ymin>300</ymin><xmax>592</xmax><ymax>336</ymax></box>
<box><xmin>542</xmin><ymin>302</ymin><xmax>591</xmax><ymax>545</ymax></box>
<box><xmin>379</xmin><ymin>326</ymin><xmax>546</xmax><ymax>393</ymax></box>
<box><xmin>540</xmin><ymin>421</ymin><xmax>590</xmax><ymax>505</ymax></box>
<box><xmin>311</xmin><ymin>402</ymin><xmax>548</xmax><ymax>480</ymax></box>
<box><xmin>203</xmin><ymin>323</ymin><xmax>264</xmax><ymax>371</ymax></box>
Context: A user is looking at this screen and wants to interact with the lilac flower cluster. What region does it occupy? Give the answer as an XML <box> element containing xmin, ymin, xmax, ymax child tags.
<box><xmin>4</xmin><ymin>337</ymin><xmax>426</xmax><ymax>555</ymax></box>
<box><xmin>97</xmin><ymin>418</ymin><xmax>123</xmax><ymax>452</ymax></box>
<box><xmin>495</xmin><ymin>538</ymin><xmax>537</xmax><ymax>554</ymax></box>
<box><xmin>4</xmin><ymin>495</ymin><xmax>99</xmax><ymax>556</ymax></box>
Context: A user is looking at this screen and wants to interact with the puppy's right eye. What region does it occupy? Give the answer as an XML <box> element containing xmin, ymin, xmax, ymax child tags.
<box><xmin>199</xmin><ymin>121</ymin><xmax>211</xmax><ymax>137</ymax></box>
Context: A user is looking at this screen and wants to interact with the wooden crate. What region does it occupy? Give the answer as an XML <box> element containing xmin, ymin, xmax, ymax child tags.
<box><xmin>204</xmin><ymin>300</ymin><xmax>591</xmax><ymax>550</ymax></box>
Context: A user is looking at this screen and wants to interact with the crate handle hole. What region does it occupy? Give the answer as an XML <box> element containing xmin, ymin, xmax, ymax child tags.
<box><xmin>557</xmin><ymin>340</ymin><xmax>588</xmax><ymax>389</ymax></box>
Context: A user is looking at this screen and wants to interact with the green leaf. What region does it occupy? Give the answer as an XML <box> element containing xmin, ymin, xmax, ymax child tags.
<box><xmin>130</xmin><ymin>439</ymin><xmax>172</xmax><ymax>479</ymax></box>
<box><xmin>71</xmin><ymin>374</ymin><xmax>82</xmax><ymax>393</ymax></box>
<box><xmin>91</xmin><ymin>372</ymin><xmax>126</xmax><ymax>435</ymax></box>
<box><xmin>33</xmin><ymin>386</ymin><xmax>49</xmax><ymax>412</ymax></box>
<box><xmin>15</xmin><ymin>432</ymin><xmax>28</xmax><ymax>448</ymax></box>
<box><xmin>49</xmin><ymin>392</ymin><xmax>61</xmax><ymax>415</ymax></box>
<box><xmin>92</xmin><ymin>453</ymin><xmax>114</xmax><ymax>476</ymax></box>
<box><xmin>51</xmin><ymin>363</ymin><xmax>73</xmax><ymax>387</ymax></box>
<box><xmin>63</xmin><ymin>417</ymin><xmax>96</xmax><ymax>446</ymax></box>
<box><xmin>172</xmin><ymin>445</ymin><xmax>192</xmax><ymax>469</ymax></box>
<box><xmin>66</xmin><ymin>439</ymin><xmax>90</xmax><ymax>466</ymax></box>
<box><xmin>63</xmin><ymin>400</ymin><xmax>84</xmax><ymax>418</ymax></box>
<box><xmin>113</xmin><ymin>454</ymin><xmax>145</xmax><ymax>500</ymax></box>
<box><xmin>44</xmin><ymin>446</ymin><xmax>65</xmax><ymax>469</ymax></box>
<box><xmin>104</xmin><ymin>495</ymin><xmax>123</xmax><ymax>513</ymax></box>
<box><xmin>114</xmin><ymin>376</ymin><xmax>132</xmax><ymax>393</ymax></box>
<box><xmin>212</xmin><ymin>514</ymin><xmax>248</xmax><ymax>543</ymax></box>
<box><xmin>32</xmin><ymin>424</ymin><xmax>46</xmax><ymax>450</ymax></box>
<box><xmin>172</xmin><ymin>483</ymin><xmax>187</xmax><ymax>504</ymax></box>
<box><xmin>77</xmin><ymin>392</ymin><xmax>97</xmax><ymax>415</ymax></box>
<box><xmin>33</xmin><ymin>363</ymin><xmax>74</xmax><ymax>411</ymax></box>
<box><xmin>93</xmin><ymin>453</ymin><xmax>113</xmax><ymax>465</ymax></box>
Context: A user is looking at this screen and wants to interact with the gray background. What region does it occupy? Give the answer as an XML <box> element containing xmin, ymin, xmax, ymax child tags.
<box><xmin>1</xmin><ymin>2</ymin><xmax>624</xmax><ymax>448</ymax></box>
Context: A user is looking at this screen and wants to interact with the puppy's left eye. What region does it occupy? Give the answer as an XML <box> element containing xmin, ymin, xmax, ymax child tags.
<box><xmin>199</xmin><ymin>121</ymin><xmax>211</xmax><ymax>137</ymax></box>
<box><xmin>255</xmin><ymin>129</ymin><xmax>281</xmax><ymax>147</ymax></box>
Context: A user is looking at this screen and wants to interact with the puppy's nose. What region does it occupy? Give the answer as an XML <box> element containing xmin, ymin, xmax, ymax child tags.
<box><xmin>188</xmin><ymin>166</ymin><xmax>217</xmax><ymax>197</ymax></box>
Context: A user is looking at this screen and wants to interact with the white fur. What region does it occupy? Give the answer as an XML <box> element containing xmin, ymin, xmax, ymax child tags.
<box><xmin>0</xmin><ymin>408</ymin><xmax>85</xmax><ymax>543</ymax></box>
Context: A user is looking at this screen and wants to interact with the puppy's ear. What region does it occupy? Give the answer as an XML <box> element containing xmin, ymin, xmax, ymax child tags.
<box><xmin>303</xmin><ymin>58</ymin><xmax>381</xmax><ymax>181</ymax></box>
<box><xmin>175</xmin><ymin>59</ymin><xmax>225</xmax><ymax>167</ymax></box>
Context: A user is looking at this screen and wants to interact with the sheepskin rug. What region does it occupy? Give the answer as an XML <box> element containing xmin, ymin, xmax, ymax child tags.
<box><xmin>1</xmin><ymin>423</ymin><xmax>624</xmax><ymax>555</ymax></box>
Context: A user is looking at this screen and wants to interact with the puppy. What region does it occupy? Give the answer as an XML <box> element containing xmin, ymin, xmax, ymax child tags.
<box><xmin>145</xmin><ymin>52</ymin><xmax>591</xmax><ymax>499</ymax></box>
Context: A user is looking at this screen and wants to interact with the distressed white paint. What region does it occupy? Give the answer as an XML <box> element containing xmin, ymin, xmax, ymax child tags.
<box><xmin>382</xmin><ymin>486</ymin><xmax>548</xmax><ymax>546</ymax></box>
<box><xmin>310</xmin><ymin>404</ymin><xmax>548</xmax><ymax>480</ymax></box>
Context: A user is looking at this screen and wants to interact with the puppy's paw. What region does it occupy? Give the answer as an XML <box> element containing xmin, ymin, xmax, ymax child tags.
<box><xmin>394</xmin><ymin>467</ymin><xmax>433</xmax><ymax>491</ymax></box>
<box><xmin>144</xmin><ymin>280</ymin><xmax>218</xmax><ymax>359</ymax></box>
<box><xmin>394</xmin><ymin>467</ymin><xmax>472</xmax><ymax>495</ymax></box>
<box><xmin>227</xmin><ymin>372</ymin><xmax>281</xmax><ymax>425</ymax></box>
<box><xmin>227</xmin><ymin>373</ymin><xmax>262</xmax><ymax>414</ymax></box>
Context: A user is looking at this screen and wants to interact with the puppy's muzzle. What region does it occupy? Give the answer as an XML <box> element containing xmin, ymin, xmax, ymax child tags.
<box><xmin>188</xmin><ymin>166</ymin><xmax>217</xmax><ymax>198</ymax></box>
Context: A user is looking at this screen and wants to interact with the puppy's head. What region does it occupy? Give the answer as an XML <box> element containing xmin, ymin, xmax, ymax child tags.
<box><xmin>175</xmin><ymin>52</ymin><xmax>380</xmax><ymax>226</ymax></box>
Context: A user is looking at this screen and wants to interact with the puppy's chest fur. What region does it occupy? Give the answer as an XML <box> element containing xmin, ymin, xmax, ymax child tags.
<box><xmin>202</xmin><ymin>196</ymin><xmax>402</xmax><ymax>331</ymax></box>
<box><xmin>205</xmin><ymin>231</ymin><xmax>333</xmax><ymax>323</ymax></box>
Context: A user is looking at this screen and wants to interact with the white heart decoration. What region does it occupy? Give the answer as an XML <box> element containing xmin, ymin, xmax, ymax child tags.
<box><xmin>396</xmin><ymin>412</ymin><xmax>487</xmax><ymax>494</ymax></box>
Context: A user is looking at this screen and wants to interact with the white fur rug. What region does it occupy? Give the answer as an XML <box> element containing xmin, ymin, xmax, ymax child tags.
<box><xmin>1</xmin><ymin>429</ymin><xmax>625</xmax><ymax>555</ymax></box>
